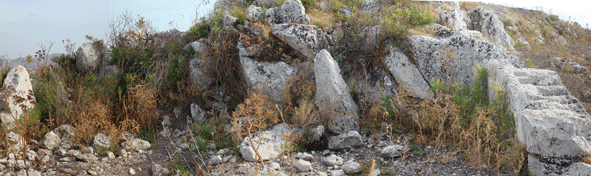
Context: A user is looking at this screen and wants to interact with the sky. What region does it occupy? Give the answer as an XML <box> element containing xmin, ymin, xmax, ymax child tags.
<box><xmin>0</xmin><ymin>0</ymin><xmax>589</xmax><ymax>59</ymax></box>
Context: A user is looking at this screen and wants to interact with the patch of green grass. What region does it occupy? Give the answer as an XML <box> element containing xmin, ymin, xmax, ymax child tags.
<box><xmin>411</xmin><ymin>143</ymin><xmax>427</xmax><ymax>156</ymax></box>
<box><xmin>189</xmin><ymin>9</ymin><xmax>224</xmax><ymax>38</ymax></box>
<box><xmin>98</xmin><ymin>143</ymin><xmax>117</xmax><ymax>157</ymax></box>
<box><xmin>301</xmin><ymin>0</ymin><xmax>316</xmax><ymax>8</ymax></box>
<box><xmin>137</xmin><ymin>123</ymin><xmax>159</xmax><ymax>143</ymax></box>
<box><xmin>172</xmin><ymin>155</ymin><xmax>190</xmax><ymax>176</ymax></box>
<box><xmin>230</xmin><ymin>6</ymin><xmax>248</xmax><ymax>24</ymax></box>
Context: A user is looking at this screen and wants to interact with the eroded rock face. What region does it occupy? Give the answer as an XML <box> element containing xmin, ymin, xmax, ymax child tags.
<box><xmin>314</xmin><ymin>50</ymin><xmax>359</xmax><ymax>134</ymax></box>
<box><xmin>410</xmin><ymin>29</ymin><xmax>517</xmax><ymax>86</ymax></box>
<box><xmin>239</xmin><ymin>123</ymin><xmax>303</xmax><ymax>162</ymax></box>
<box><xmin>76</xmin><ymin>43</ymin><xmax>101</xmax><ymax>72</ymax></box>
<box><xmin>328</xmin><ymin>131</ymin><xmax>363</xmax><ymax>150</ymax></box>
<box><xmin>0</xmin><ymin>66</ymin><xmax>36</xmax><ymax>129</ymax></box>
<box><xmin>435</xmin><ymin>2</ymin><xmax>468</xmax><ymax>30</ymax></box>
<box><xmin>189</xmin><ymin>41</ymin><xmax>211</xmax><ymax>91</ymax></box>
<box><xmin>265</xmin><ymin>0</ymin><xmax>310</xmax><ymax>25</ymax></box>
<box><xmin>468</xmin><ymin>6</ymin><xmax>515</xmax><ymax>52</ymax></box>
<box><xmin>384</xmin><ymin>46</ymin><xmax>432</xmax><ymax>99</ymax></box>
<box><xmin>486</xmin><ymin>60</ymin><xmax>591</xmax><ymax>174</ymax></box>
<box><xmin>214</xmin><ymin>0</ymin><xmax>247</xmax><ymax>11</ymax></box>
<box><xmin>239</xmin><ymin>56</ymin><xmax>296</xmax><ymax>103</ymax></box>
<box><xmin>272</xmin><ymin>24</ymin><xmax>332</xmax><ymax>59</ymax></box>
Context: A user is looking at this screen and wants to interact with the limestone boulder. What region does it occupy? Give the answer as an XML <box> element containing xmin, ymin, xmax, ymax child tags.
<box><xmin>214</xmin><ymin>0</ymin><xmax>247</xmax><ymax>11</ymax></box>
<box><xmin>435</xmin><ymin>2</ymin><xmax>468</xmax><ymax>30</ymax></box>
<box><xmin>93</xmin><ymin>132</ymin><xmax>112</xmax><ymax>149</ymax></box>
<box><xmin>314</xmin><ymin>50</ymin><xmax>359</xmax><ymax>134</ymax></box>
<box><xmin>122</xmin><ymin>138</ymin><xmax>151</xmax><ymax>152</ymax></box>
<box><xmin>410</xmin><ymin>29</ymin><xmax>517</xmax><ymax>86</ymax></box>
<box><xmin>468</xmin><ymin>6</ymin><xmax>515</xmax><ymax>52</ymax></box>
<box><xmin>265</xmin><ymin>0</ymin><xmax>310</xmax><ymax>25</ymax></box>
<box><xmin>76</xmin><ymin>43</ymin><xmax>101</xmax><ymax>72</ymax></box>
<box><xmin>0</xmin><ymin>66</ymin><xmax>36</xmax><ymax>129</ymax></box>
<box><xmin>328</xmin><ymin>131</ymin><xmax>363</xmax><ymax>150</ymax></box>
<box><xmin>40</xmin><ymin>131</ymin><xmax>61</xmax><ymax>150</ymax></box>
<box><xmin>246</xmin><ymin>5</ymin><xmax>264</xmax><ymax>25</ymax></box>
<box><xmin>189</xmin><ymin>41</ymin><xmax>211</xmax><ymax>91</ymax></box>
<box><xmin>272</xmin><ymin>24</ymin><xmax>333</xmax><ymax>59</ymax></box>
<box><xmin>384</xmin><ymin>46</ymin><xmax>432</xmax><ymax>99</ymax></box>
<box><xmin>239</xmin><ymin>123</ymin><xmax>303</xmax><ymax>162</ymax></box>
<box><xmin>239</xmin><ymin>56</ymin><xmax>296</xmax><ymax>103</ymax></box>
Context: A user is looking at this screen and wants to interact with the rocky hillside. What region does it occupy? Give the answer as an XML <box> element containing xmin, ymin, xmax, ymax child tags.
<box><xmin>1</xmin><ymin>1</ymin><xmax>591</xmax><ymax>176</ymax></box>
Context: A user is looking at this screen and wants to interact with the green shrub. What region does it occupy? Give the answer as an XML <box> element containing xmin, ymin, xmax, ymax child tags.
<box><xmin>330</xmin><ymin>0</ymin><xmax>343</xmax><ymax>11</ymax></box>
<box><xmin>230</xmin><ymin>6</ymin><xmax>248</xmax><ymax>24</ymax></box>
<box><xmin>301</xmin><ymin>0</ymin><xmax>317</xmax><ymax>8</ymax></box>
<box><xmin>189</xmin><ymin>10</ymin><xmax>224</xmax><ymax>38</ymax></box>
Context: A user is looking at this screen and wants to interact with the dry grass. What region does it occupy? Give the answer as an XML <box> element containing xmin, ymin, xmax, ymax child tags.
<box><xmin>459</xmin><ymin>2</ymin><xmax>483</xmax><ymax>11</ymax></box>
<box><xmin>290</xmin><ymin>98</ymin><xmax>319</xmax><ymax>130</ymax></box>
<box><xmin>389</xmin><ymin>70</ymin><xmax>525</xmax><ymax>173</ymax></box>
<box><xmin>229</xmin><ymin>91</ymin><xmax>280</xmax><ymax>142</ymax></box>
<box><xmin>309</xmin><ymin>9</ymin><xmax>335</xmax><ymax>32</ymax></box>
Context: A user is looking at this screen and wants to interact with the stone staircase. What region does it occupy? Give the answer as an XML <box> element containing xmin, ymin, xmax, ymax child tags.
<box><xmin>487</xmin><ymin>60</ymin><xmax>591</xmax><ymax>176</ymax></box>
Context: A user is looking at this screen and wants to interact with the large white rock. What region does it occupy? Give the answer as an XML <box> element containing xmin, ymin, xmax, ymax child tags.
<box><xmin>122</xmin><ymin>138</ymin><xmax>151</xmax><ymax>151</ymax></box>
<box><xmin>314</xmin><ymin>50</ymin><xmax>359</xmax><ymax>134</ymax></box>
<box><xmin>487</xmin><ymin>60</ymin><xmax>591</xmax><ymax>173</ymax></box>
<box><xmin>380</xmin><ymin>144</ymin><xmax>405</xmax><ymax>158</ymax></box>
<box><xmin>328</xmin><ymin>131</ymin><xmax>363</xmax><ymax>150</ymax></box>
<box><xmin>435</xmin><ymin>2</ymin><xmax>468</xmax><ymax>30</ymax></box>
<box><xmin>295</xmin><ymin>159</ymin><xmax>312</xmax><ymax>172</ymax></box>
<box><xmin>40</xmin><ymin>131</ymin><xmax>61</xmax><ymax>150</ymax></box>
<box><xmin>93</xmin><ymin>132</ymin><xmax>112</xmax><ymax>149</ymax></box>
<box><xmin>272</xmin><ymin>24</ymin><xmax>333</xmax><ymax>59</ymax></box>
<box><xmin>239</xmin><ymin>123</ymin><xmax>303</xmax><ymax>162</ymax></box>
<box><xmin>384</xmin><ymin>46</ymin><xmax>432</xmax><ymax>99</ymax></box>
<box><xmin>246</xmin><ymin>5</ymin><xmax>264</xmax><ymax>24</ymax></box>
<box><xmin>189</xmin><ymin>41</ymin><xmax>211</xmax><ymax>91</ymax></box>
<box><xmin>0</xmin><ymin>66</ymin><xmax>35</xmax><ymax>129</ymax></box>
<box><xmin>468</xmin><ymin>6</ymin><xmax>515</xmax><ymax>52</ymax></box>
<box><xmin>265</xmin><ymin>0</ymin><xmax>310</xmax><ymax>25</ymax></box>
<box><xmin>410</xmin><ymin>29</ymin><xmax>517</xmax><ymax>86</ymax></box>
<box><xmin>528</xmin><ymin>154</ymin><xmax>591</xmax><ymax>176</ymax></box>
<box><xmin>240</xmin><ymin>56</ymin><xmax>296</xmax><ymax>103</ymax></box>
<box><xmin>76</xmin><ymin>42</ymin><xmax>101</xmax><ymax>72</ymax></box>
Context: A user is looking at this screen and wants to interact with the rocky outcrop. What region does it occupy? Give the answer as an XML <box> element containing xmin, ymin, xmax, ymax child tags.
<box><xmin>0</xmin><ymin>66</ymin><xmax>36</xmax><ymax>129</ymax></box>
<box><xmin>435</xmin><ymin>2</ymin><xmax>468</xmax><ymax>30</ymax></box>
<box><xmin>214</xmin><ymin>0</ymin><xmax>247</xmax><ymax>11</ymax></box>
<box><xmin>188</xmin><ymin>41</ymin><xmax>211</xmax><ymax>91</ymax></box>
<box><xmin>552</xmin><ymin>57</ymin><xmax>589</xmax><ymax>74</ymax></box>
<box><xmin>467</xmin><ymin>6</ymin><xmax>515</xmax><ymax>52</ymax></box>
<box><xmin>76</xmin><ymin>43</ymin><xmax>101</xmax><ymax>72</ymax></box>
<box><xmin>265</xmin><ymin>0</ymin><xmax>310</xmax><ymax>25</ymax></box>
<box><xmin>239</xmin><ymin>123</ymin><xmax>303</xmax><ymax>162</ymax></box>
<box><xmin>314</xmin><ymin>50</ymin><xmax>359</xmax><ymax>134</ymax></box>
<box><xmin>239</xmin><ymin>56</ymin><xmax>296</xmax><ymax>103</ymax></box>
<box><xmin>272</xmin><ymin>24</ymin><xmax>333</xmax><ymax>59</ymax></box>
<box><xmin>486</xmin><ymin>60</ymin><xmax>591</xmax><ymax>175</ymax></box>
<box><xmin>384</xmin><ymin>46</ymin><xmax>432</xmax><ymax>99</ymax></box>
<box><xmin>410</xmin><ymin>29</ymin><xmax>517</xmax><ymax>86</ymax></box>
<box><xmin>328</xmin><ymin>131</ymin><xmax>363</xmax><ymax>150</ymax></box>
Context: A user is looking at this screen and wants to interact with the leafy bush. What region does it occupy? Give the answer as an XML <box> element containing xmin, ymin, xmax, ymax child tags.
<box><xmin>189</xmin><ymin>10</ymin><xmax>224</xmax><ymax>38</ymax></box>
<box><xmin>301</xmin><ymin>0</ymin><xmax>316</xmax><ymax>8</ymax></box>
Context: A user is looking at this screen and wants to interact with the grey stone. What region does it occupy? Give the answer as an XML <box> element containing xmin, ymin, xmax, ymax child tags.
<box><xmin>214</xmin><ymin>0</ymin><xmax>247</xmax><ymax>11</ymax></box>
<box><xmin>191</xmin><ymin>104</ymin><xmax>206</xmax><ymax>123</ymax></box>
<box><xmin>76</xmin><ymin>153</ymin><xmax>98</xmax><ymax>162</ymax></box>
<box><xmin>314</xmin><ymin>50</ymin><xmax>359</xmax><ymax>134</ymax></box>
<box><xmin>0</xmin><ymin>66</ymin><xmax>36</xmax><ymax>129</ymax></box>
<box><xmin>384</xmin><ymin>46</ymin><xmax>433</xmax><ymax>99</ymax></box>
<box><xmin>246</xmin><ymin>5</ymin><xmax>264</xmax><ymax>24</ymax></box>
<box><xmin>380</xmin><ymin>145</ymin><xmax>405</xmax><ymax>158</ymax></box>
<box><xmin>151</xmin><ymin>164</ymin><xmax>170</xmax><ymax>176</ymax></box>
<box><xmin>341</xmin><ymin>160</ymin><xmax>361</xmax><ymax>173</ymax></box>
<box><xmin>122</xmin><ymin>138</ymin><xmax>151</xmax><ymax>152</ymax></box>
<box><xmin>329</xmin><ymin>170</ymin><xmax>344</xmax><ymax>176</ymax></box>
<box><xmin>435</xmin><ymin>3</ymin><xmax>468</xmax><ymax>30</ymax></box>
<box><xmin>208</xmin><ymin>155</ymin><xmax>223</xmax><ymax>165</ymax></box>
<box><xmin>309</xmin><ymin>125</ymin><xmax>325</xmax><ymax>141</ymax></box>
<box><xmin>295</xmin><ymin>159</ymin><xmax>313</xmax><ymax>172</ymax></box>
<box><xmin>118</xmin><ymin>149</ymin><xmax>128</xmax><ymax>158</ymax></box>
<box><xmin>53</xmin><ymin>124</ymin><xmax>76</xmax><ymax>143</ymax></box>
<box><xmin>76</xmin><ymin>42</ymin><xmax>100</xmax><ymax>72</ymax></box>
<box><xmin>130</xmin><ymin>168</ymin><xmax>136</xmax><ymax>175</ymax></box>
<box><xmin>265</xmin><ymin>0</ymin><xmax>310</xmax><ymax>25</ymax></box>
<box><xmin>468</xmin><ymin>6</ymin><xmax>515</xmax><ymax>52</ymax></box>
<box><xmin>40</xmin><ymin>131</ymin><xmax>61</xmax><ymax>150</ymax></box>
<box><xmin>328</xmin><ymin>131</ymin><xmax>363</xmax><ymax>150</ymax></box>
<box><xmin>239</xmin><ymin>56</ymin><xmax>296</xmax><ymax>103</ymax></box>
<box><xmin>239</xmin><ymin>123</ymin><xmax>303</xmax><ymax>161</ymax></box>
<box><xmin>528</xmin><ymin>154</ymin><xmax>591</xmax><ymax>176</ymax></box>
<box><xmin>93</xmin><ymin>132</ymin><xmax>112</xmax><ymax>149</ymax></box>
<box><xmin>410</xmin><ymin>29</ymin><xmax>517</xmax><ymax>86</ymax></box>
<box><xmin>272</xmin><ymin>24</ymin><xmax>332</xmax><ymax>59</ymax></box>
<box><xmin>323</xmin><ymin>155</ymin><xmax>344</xmax><ymax>166</ymax></box>
<box><xmin>189</xmin><ymin>41</ymin><xmax>211</xmax><ymax>91</ymax></box>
